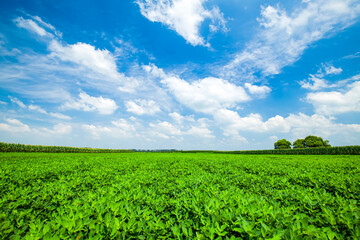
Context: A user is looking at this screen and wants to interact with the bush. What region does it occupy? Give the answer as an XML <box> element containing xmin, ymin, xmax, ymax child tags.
<box><xmin>274</xmin><ymin>139</ymin><xmax>291</xmax><ymax>149</ymax></box>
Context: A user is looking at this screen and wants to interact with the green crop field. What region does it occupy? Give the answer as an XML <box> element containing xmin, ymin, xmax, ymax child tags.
<box><xmin>1</xmin><ymin>153</ymin><xmax>359</xmax><ymax>239</ymax></box>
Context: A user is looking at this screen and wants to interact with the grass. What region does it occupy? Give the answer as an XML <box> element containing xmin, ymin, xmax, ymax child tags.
<box><xmin>1</xmin><ymin>152</ymin><xmax>360</xmax><ymax>239</ymax></box>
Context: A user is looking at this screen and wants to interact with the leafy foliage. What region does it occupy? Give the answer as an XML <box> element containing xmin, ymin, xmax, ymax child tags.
<box><xmin>182</xmin><ymin>146</ymin><xmax>360</xmax><ymax>155</ymax></box>
<box><xmin>304</xmin><ymin>136</ymin><xmax>331</xmax><ymax>148</ymax></box>
<box><xmin>0</xmin><ymin>142</ymin><xmax>133</xmax><ymax>153</ymax></box>
<box><xmin>1</xmin><ymin>142</ymin><xmax>359</xmax><ymax>155</ymax></box>
<box><xmin>1</xmin><ymin>153</ymin><xmax>359</xmax><ymax>239</ymax></box>
<box><xmin>293</xmin><ymin>139</ymin><xmax>306</xmax><ymax>149</ymax></box>
<box><xmin>274</xmin><ymin>139</ymin><xmax>292</xmax><ymax>149</ymax></box>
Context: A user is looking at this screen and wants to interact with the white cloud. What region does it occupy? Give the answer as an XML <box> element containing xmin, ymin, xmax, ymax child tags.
<box><xmin>136</xmin><ymin>0</ymin><xmax>227</xmax><ymax>46</ymax></box>
<box><xmin>286</xmin><ymin>113</ymin><xmax>360</xmax><ymax>139</ymax></box>
<box><xmin>143</xmin><ymin>63</ymin><xmax>167</xmax><ymax>78</ymax></box>
<box><xmin>28</xmin><ymin>104</ymin><xmax>47</xmax><ymax>114</ymax></box>
<box><xmin>162</xmin><ymin>76</ymin><xmax>250</xmax><ymax>113</ymax></box>
<box><xmin>0</xmin><ymin>119</ymin><xmax>71</xmax><ymax>138</ymax></box>
<box><xmin>214</xmin><ymin>109</ymin><xmax>289</xmax><ymax>134</ymax></box>
<box><xmin>300</xmin><ymin>64</ymin><xmax>357</xmax><ymax>90</ymax></box>
<box><xmin>63</xmin><ymin>92</ymin><xmax>118</xmax><ymax>115</ymax></box>
<box><xmin>324</xmin><ymin>65</ymin><xmax>343</xmax><ymax>75</ymax></box>
<box><xmin>150</xmin><ymin>121</ymin><xmax>182</xmax><ymax>136</ymax></box>
<box><xmin>48</xmin><ymin>112</ymin><xmax>71</xmax><ymax>120</ymax></box>
<box><xmin>300</xmin><ymin>74</ymin><xmax>329</xmax><ymax>90</ymax></box>
<box><xmin>343</xmin><ymin>51</ymin><xmax>360</xmax><ymax>59</ymax></box>
<box><xmin>48</xmin><ymin>40</ymin><xmax>122</xmax><ymax>81</ymax></box>
<box><xmin>125</xmin><ymin>99</ymin><xmax>161</xmax><ymax>115</ymax></box>
<box><xmin>0</xmin><ymin>118</ymin><xmax>31</xmax><ymax>132</ymax></box>
<box><xmin>0</xmin><ymin>39</ymin><xmax>21</xmax><ymax>57</ymax></box>
<box><xmin>306</xmin><ymin>81</ymin><xmax>360</xmax><ymax>115</ymax></box>
<box><xmin>27</xmin><ymin>104</ymin><xmax>71</xmax><ymax>120</ymax></box>
<box><xmin>37</xmin><ymin>123</ymin><xmax>72</xmax><ymax>135</ymax></box>
<box><xmin>149</xmin><ymin>116</ymin><xmax>214</xmax><ymax>139</ymax></box>
<box><xmin>0</xmin><ymin>101</ymin><xmax>6</xmax><ymax>105</ymax></box>
<box><xmin>244</xmin><ymin>83</ymin><xmax>271</xmax><ymax>98</ymax></box>
<box><xmin>269</xmin><ymin>136</ymin><xmax>278</xmax><ymax>141</ymax></box>
<box><xmin>224</xmin><ymin>0</ymin><xmax>360</xmax><ymax>78</ymax></box>
<box><xmin>9</xmin><ymin>96</ymin><xmax>26</xmax><ymax>108</ymax></box>
<box><xmin>31</xmin><ymin>16</ymin><xmax>62</xmax><ymax>37</ymax></box>
<box><xmin>16</xmin><ymin>16</ymin><xmax>119</xmax><ymax>80</ymax></box>
<box><xmin>82</xmin><ymin>124</ymin><xmax>112</xmax><ymax>137</ymax></box>
<box><xmin>185</xmin><ymin>125</ymin><xmax>214</xmax><ymax>138</ymax></box>
<box><xmin>52</xmin><ymin>123</ymin><xmax>72</xmax><ymax>134</ymax></box>
<box><xmin>169</xmin><ymin>112</ymin><xmax>194</xmax><ymax>124</ymax></box>
<box><xmin>8</xmin><ymin>96</ymin><xmax>71</xmax><ymax>120</ymax></box>
<box><xmin>11</xmin><ymin>15</ymin><xmax>139</xmax><ymax>94</ymax></box>
<box><xmin>13</xmin><ymin>17</ymin><xmax>52</xmax><ymax>37</ymax></box>
<box><xmin>111</xmin><ymin>119</ymin><xmax>136</xmax><ymax>132</ymax></box>
<box><xmin>214</xmin><ymin>109</ymin><xmax>360</xmax><ymax>140</ymax></box>
<box><xmin>314</xmin><ymin>63</ymin><xmax>343</xmax><ymax>78</ymax></box>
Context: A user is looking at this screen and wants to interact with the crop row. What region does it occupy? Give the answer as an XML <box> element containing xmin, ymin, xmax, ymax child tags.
<box><xmin>1</xmin><ymin>153</ymin><xmax>359</xmax><ymax>239</ymax></box>
<box><xmin>1</xmin><ymin>142</ymin><xmax>359</xmax><ymax>154</ymax></box>
<box><xmin>0</xmin><ymin>142</ymin><xmax>133</xmax><ymax>153</ymax></box>
<box><xmin>181</xmin><ymin>146</ymin><xmax>360</xmax><ymax>155</ymax></box>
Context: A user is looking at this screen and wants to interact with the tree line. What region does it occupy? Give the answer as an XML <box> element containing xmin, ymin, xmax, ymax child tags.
<box><xmin>274</xmin><ymin>135</ymin><xmax>331</xmax><ymax>149</ymax></box>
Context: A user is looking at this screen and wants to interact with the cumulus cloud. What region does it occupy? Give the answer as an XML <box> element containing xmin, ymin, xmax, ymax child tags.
<box><xmin>143</xmin><ymin>63</ymin><xmax>254</xmax><ymax>114</ymax></box>
<box><xmin>82</xmin><ymin>124</ymin><xmax>111</xmax><ymax>137</ymax></box>
<box><xmin>185</xmin><ymin>120</ymin><xmax>214</xmax><ymax>138</ymax></box>
<box><xmin>150</xmin><ymin>121</ymin><xmax>182</xmax><ymax>136</ymax></box>
<box><xmin>214</xmin><ymin>109</ymin><xmax>288</xmax><ymax>134</ymax></box>
<box><xmin>48</xmin><ymin>40</ymin><xmax>122</xmax><ymax>82</ymax></box>
<box><xmin>0</xmin><ymin>118</ymin><xmax>31</xmax><ymax>132</ymax></box>
<box><xmin>111</xmin><ymin>119</ymin><xmax>136</xmax><ymax>132</ymax></box>
<box><xmin>306</xmin><ymin>81</ymin><xmax>360</xmax><ymax>115</ymax></box>
<box><xmin>125</xmin><ymin>99</ymin><xmax>161</xmax><ymax>115</ymax></box>
<box><xmin>62</xmin><ymin>92</ymin><xmax>118</xmax><ymax>115</ymax></box>
<box><xmin>244</xmin><ymin>83</ymin><xmax>271</xmax><ymax>98</ymax></box>
<box><xmin>136</xmin><ymin>0</ymin><xmax>227</xmax><ymax>46</ymax></box>
<box><xmin>149</xmin><ymin>116</ymin><xmax>214</xmax><ymax>139</ymax></box>
<box><xmin>162</xmin><ymin>76</ymin><xmax>250</xmax><ymax>113</ymax></box>
<box><xmin>38</xmin><ymin>123</ymin><xmax>72</xmax><ymax>135</ymax></box>
<box><xmin>0</xmin><ymin>118</ymin><xmax>72</xmax><ymax>136</ymax></box>
<box><xmin>169</xmin><ymin>112</ymin><xmax>194</xmax><ymax>124</ymax></box>
<box><xmin>11</xmin><ymin>15</ymin><xmax>138</xmax><ymax>94</ymax></box>
<box><xmin>224</xmin><ymin>0</ymin><xmax>360</xmax><ymax>78</ymax></box>
<box><xmin>214</xmin><ymin>109</ymin><xmax>360</xmax><ymax>140</ymax></box>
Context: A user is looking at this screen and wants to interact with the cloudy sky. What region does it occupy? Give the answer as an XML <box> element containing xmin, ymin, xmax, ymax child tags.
<box><xmin>0</xmin><ymin>0</ymin><xmax>359</xmax><ymax>150</ymax></box>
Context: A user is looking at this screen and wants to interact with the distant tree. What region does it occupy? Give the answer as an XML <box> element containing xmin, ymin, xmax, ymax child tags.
<box><xmin>304</xmin><ymin>135</ymin><xmax>331</xmax><ymax>148</ymax></box>
<box><xmin>293</xmin><ymin>139</ymin><xmax>306</xmax><ymax>148</ymax></box>
<box><xmin>274</xmin><ymin>139</ymin><xmax>291</xmax><ymax>149</ymax></box>
<box><xmin>324</xmin><ymin>140</ymin><xmax>331</xmax><ymax>148</ymax></box>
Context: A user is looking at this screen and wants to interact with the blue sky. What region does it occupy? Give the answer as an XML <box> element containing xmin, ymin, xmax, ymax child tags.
<box><xmin>0</xmin><ymin>0</ymin><xmax>359</xmax><ymax>150</ymax></box>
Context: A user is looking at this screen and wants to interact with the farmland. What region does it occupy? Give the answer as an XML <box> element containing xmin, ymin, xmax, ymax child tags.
<box><xmin>1</xmin><ymin>153</ymin><xmax>360</xmax><ymax>239</ymax></box>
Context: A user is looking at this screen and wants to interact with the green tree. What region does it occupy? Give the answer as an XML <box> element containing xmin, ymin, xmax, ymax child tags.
<box><xmin>293</xmin><ymin>139</ymin><xmax>305</xmax><ymax>148</ymax></box>
<box><xmin>274</xmin><ymin>139</ymin><xmax>291</xmax><ymax>149</ymax></box>
<box><xmin>304</xmin><ymin>135</ymin><xmax>331</xmax><ymax>148</ymax></box>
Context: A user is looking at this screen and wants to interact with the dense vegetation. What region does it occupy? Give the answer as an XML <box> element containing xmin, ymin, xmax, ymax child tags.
<box><xmin>275</xmin><ymin>135</ymin><xmax>331</xmax><ymax>150</ymax></box>
<box><xmin>1</xmin><ymin>142</ymin><xmax>359</xmax><ymax>155</ymax></box>
<box><xmin>181</xmin><ymin>146</ymin><xmax>360</xmax><ymax>155</ymax></box>
<box><xmin>1</xmin><ymin>153</ymin><xmax>359</xmax><ymax>239</ymax></box>
<box><xmin>0</xmin><ymin>142</ymin><xmax>133</xmax><ymax>153</ymax></box>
